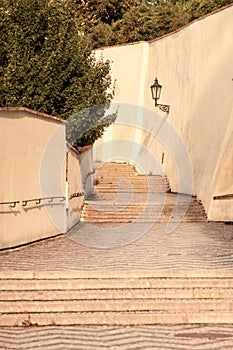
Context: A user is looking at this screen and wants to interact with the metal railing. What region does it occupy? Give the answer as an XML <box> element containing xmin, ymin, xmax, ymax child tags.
<box><xmin>0</xmin><ymin>201</ymin><xmax>20</xmax><ymax>208</ymax></box>
<box><xmin>213</xmin><ymin>194</ymin><xmax>233</xmax><ymax>200</ymax></box>
<box><xmin>0</xmin><ymin>196</ymin><xmax>65</xmax><ymax>208</ymax></box>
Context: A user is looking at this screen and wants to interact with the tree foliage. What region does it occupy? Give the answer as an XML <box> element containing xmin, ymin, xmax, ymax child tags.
<box><xmin>0</xmin><ymin>0</ymin><xmax>116</xmax><ymax>147</ymax></box>
<box><xmin>1</xmin><ymin>0</ymin><xmax>231</xmax><ymax>145</ymax></box>
<box><xmin>78</xmin><ymin>0</ymin><xmax>233</xmax><ymax>48</ymax></box>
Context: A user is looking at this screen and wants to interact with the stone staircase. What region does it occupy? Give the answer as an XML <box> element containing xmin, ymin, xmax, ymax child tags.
<box><xmin>81</xmin><ymin>162</ymin><xmax>207</xmax><ymax>224</ymax></box>
<box><xmin>1</xmin><ymin>162</ymin><xmax>231</xmax><ymax>327</ymax></box>
<box><xmin>1</xmin><ymin>270</ymin><xmax>233</xmax><ymax>326</ymax></box>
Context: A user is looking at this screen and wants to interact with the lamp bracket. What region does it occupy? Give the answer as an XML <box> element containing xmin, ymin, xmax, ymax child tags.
<box><xmin>157</xmin><ymin>103</ymin><xmax>170</xmax><ymax>113</ymax></box>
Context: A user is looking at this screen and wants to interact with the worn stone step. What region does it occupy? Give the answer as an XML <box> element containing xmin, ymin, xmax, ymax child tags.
<box><xmin>95</xmin><ymin>180</ymin><xmax>167</xmax><ymax>185</ymax></box>
<box><xmin>82</xmin><ymin>208</ymin><xmax>205</xmax><ymax>215</ymax></box>
<box><xmin>1</xmin><ymin>288</ymin><xmax>233</xmax><ymax>301</ymax></box>
<box><xmin>1</xmin><ymin>311</ymin><xmax>233</xmax><ymax>326</ymax></box>
<box><xmin>94</xmin><ymin>189</ymin><xmax>167</xmax><ymax>193</ymax></box>
<box><xmin>88</xmin><ymin>195</ymin><xmax>201</xmax><ymax>203</ymax></box>
<box><xmin>82</xmin><ymin>217</ymin><xmax>207</xmax><ymax>223</ymax></box>
<box><xmin>83</xmin><ymin>202</ymin><xmax>201</xmax><ymax>208</ymax></box>
<box><xmin>1</xmin><ymin>278</ymin><xmax>233</xmax><ymax>291</ymax></box>
<box><xmin>83</xmin><ymin>206</ymin><xmax>201</xmax><ymax>210</ymax></box>
<box><xmin>1</xmin><ymin>270</ymin><xmax>233</xmax><ymax>279</ymax></box>
<box><xmin>82</xmin><ymin>217</ymin><xmax>206</xmax><ymax>221</ymax></box>
<box><xmin>81</xmin><ymin>216</ymin><xmax>207</xmax><ymax>221</ymax></box>
<box><xmin>95</xmin><ymin>181</ymin><xmax>167</xmax><ymax>185</ymax></box>
<box><xmin>95</xmin><ymin>181</ymin><xmax>167</xmax><ymax>186</ymax></box>
<box><xmin>82</xmin><ymin>212</ymin><xmax>206</xmax><ymax>218</ymax></box>
<box><xmin>1</xmin><ymin>299</ymin><xmax>233</xmax><ymax>313</ymax></box>
<box><xmin>96</xmin><ymin>171</ymin><xmax>136</xmax><ymax>176</ymax></box>
<box><xmin>82</xmin><ymin>209</ymin><xmax>205</xmax><ymax>214</ymax></box>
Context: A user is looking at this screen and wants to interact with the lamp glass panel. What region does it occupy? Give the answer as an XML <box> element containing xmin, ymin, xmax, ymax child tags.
<box><xmin>150</xmin><ymin>85</ymin><xmax>156</xmax><ymax>100</ymax></box>
<box><xmin>156</xmin><ymin>84</ymin><xmax>162</xmax><ymax>99</ymax></box>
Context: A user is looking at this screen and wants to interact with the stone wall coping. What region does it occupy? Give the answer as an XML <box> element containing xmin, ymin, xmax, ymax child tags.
<box><xmin>0</xmin><ymin>107</ymin><xmax>66</xmax><ymax>124</ymax></box>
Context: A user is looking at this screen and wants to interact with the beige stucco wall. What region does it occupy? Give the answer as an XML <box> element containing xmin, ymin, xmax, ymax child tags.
<box><xmin>0</xmin><ymin>109</ymin><xmax>95</xmax><ymax>248</ymax></box>
<box><xmin>0</xmin><ymin>109</ymin><xmax>66</xmax><ymax>249</ymax></box>
<box><xmin>94</xmin><ymin>5</ymin><xmax>233</xmax><ymax>221</ymax></box>
<box><xmin>66</xmin><ymin>145</ymin><xmax>94</xmax><ymax>231</ymax></box>
<box><xmin>66</xmin><ymin>145</ymin><xmax>83</xmax><ymax>231</ymax></box>
<box><xmin>78</xmin><ymin>145</ymin><xmax>94</xmax><ymax>199</ymax></box>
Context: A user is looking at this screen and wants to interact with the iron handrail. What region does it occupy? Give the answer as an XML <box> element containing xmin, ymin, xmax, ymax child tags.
<box><xmin>0</xmin><ymin>197</ymin><xmax>65</xmax><ymax>208</ymax></box>
<box><xmin>0</xmin><ymin>201</ymin><xmax>20</xmax><ymax>208</ymax></box>
<box><xmin>213</xmin><ymin>194</ymin><xmax>233</xmax><ymax>200</ymax></box>
<box><xmin>22</xmin><ymin>196</ymin><xmax>66</xmax><ymax>207</ymax></box>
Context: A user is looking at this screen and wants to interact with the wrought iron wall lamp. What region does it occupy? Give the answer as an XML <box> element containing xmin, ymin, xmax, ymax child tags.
<box><xmin>150</xmin><ymin>77</ymin><xmax>170</xmax><ymax>113</ymax></box>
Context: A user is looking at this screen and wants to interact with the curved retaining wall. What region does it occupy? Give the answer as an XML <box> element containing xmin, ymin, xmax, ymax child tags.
<box><xmin>94</xmin><ymin>5</ymin><xmax>233</xmax><ymax>222</ymax></box>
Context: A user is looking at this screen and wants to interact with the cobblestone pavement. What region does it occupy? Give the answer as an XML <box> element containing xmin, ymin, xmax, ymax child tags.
<box><xmin>0</xmin><ymin>222</ymin><xmax>233</xmax><ymax>270</ymax></box>
<box><xmin>1</xmin><ymin>324</ymin><xmax>233</xmax><ymax>349</ymax></box>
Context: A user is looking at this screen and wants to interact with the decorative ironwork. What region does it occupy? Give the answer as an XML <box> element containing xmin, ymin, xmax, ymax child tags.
<box><xmin>69</xmin><ymin>192</ymin><xmax>84</xmax><ymax>200</ymax></box>
<box><xmin>157</xmin><ymin>104</ymin><xmax>170</xmax><ymax>113</ymax></box>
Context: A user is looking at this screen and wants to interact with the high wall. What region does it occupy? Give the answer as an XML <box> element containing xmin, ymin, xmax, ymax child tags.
<box><xmin>0</xmin><ymin>108</ymin><xmax>66</xmax><ymax>249</ymax></box>
<box><xmin>94</xmin><ymin>5</ymin><xmax>233</xmax><ymax>221</ymax></box>
<box><xmin>0</xmin><ymin>108</ymin><xmax>94</xmax><ymax>249</ymax></box>
<box><xmin>66</xmin><ymin>144</ymin><xmax>94</xmax><ymax>231</ymax></box>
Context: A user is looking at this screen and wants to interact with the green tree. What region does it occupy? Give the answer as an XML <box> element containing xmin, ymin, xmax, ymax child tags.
<box><xmin>76</xmin><ymin>0</ymin><xmax>137</xmax><ymax>27</ymax></box>
<box><xmin>185</xmin><ymin>0</ymin><xmax>233</xmax><ymax>21</ymax></box>
<box><xmin>0</xmin><ymin>0</ymin><xmax>116</xmax><ymax>147</ymax></box>
<box><xmin>110</xmin><ymin>0</ymin><xmax>189</xmax><ymax>44</ymax></box>
<box><xmin>78</xmin><ymin>0</ymin><xmax>233</xmax><ymax>48</ymax></box>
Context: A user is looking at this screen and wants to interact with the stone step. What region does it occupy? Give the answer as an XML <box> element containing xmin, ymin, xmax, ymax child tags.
<box><xmin>96</xmin><ymin>163</ymin><xmax>136</xmax><ymax>170</ymax></box>
<box><xmin>88</xmin><ymin>194</ymin><xmax>201</xmax><ymax>202</ymax></box>
<box><xmin>2</xmin><ymin>270</ymin><xmax>233</xmax><ymax>279</ymax></box>
<box><xmin>1</xmin><ymin>299</ymin><xmax>233</xmax><ymax>313</ymax></box>
<box><xmin>96</xmin><ymin>170</ymin><xmax>137</xmax><ymax>176</ymax></box>
<box><xmin>1</xmin><ymin>287</ymin><xmax>233</xmax><ymax>300</ymax></box>
<box><xmin>1</xmin><ymin>311</ymin><xmax>233</xmax><ymax>326</ymax></box>
<box><xmin>81</xmin><ymin>216</ymin><xmax>207</xmax><ymax>223</ymax></box>
<box><xmin>95</xmin><ymin>187</ymin><xmax>168</xmax><ymax>192</ymax></box>
<box><xmin>95</xmin><ymin>184</ymin><xmax>168</xmax><ymax>188</ymax></box>
<box><xmin>82</xmin><ymin>205</ymin><xmax>205</xmax><ymax>213</ymax></box>
<box><xmin>81</xmin><ymin>219</ymin><xmax>207</xmax><ymax>223</ymax></box>
<box><xmin>96</xmin><ymin>179</ymin><xmax>166</xmax><ymax>183</ymax></box>
<box><xmin>82</xmin><ymin>213</ymin><xmax>205</xmax><ymax>218</ymax></box>
<box><xmin>82</xmin><ymin>210</ymin><xmax>206</xmax><ymax>216</ymax></box>
<box><xmin>81</xmin><ymin>214</ymin><xmax>206</xmax><ymax>219</ymax></box>
<box><xmin>95</xmin><ymin>179</ymin><xmax>167</xmax><ymax>184</ymax></box>
<box><xmin>83</xmin><ymin>161</ymin><xmax>206</xmax><ymax>223</ymax></box>
<box><xmin>81</xmin><ymin>215</ymin><xmax>206</xmax><ymax>220</ymax></box>
<box><xmin>1</xmin><ymin>270</ymin><xmax>232</xmax><ymax>325</ymax></box>
<box><xmin>96</xmin><ymin>177</ymin><xmax>166</xmax><ymax>181</ymax></box>
<box><xmin>86</xmin><ymin>205</ymin><xmax>205</xmax><ymax>212</ymax></box>
<box><xmin>1</xmin><ymin>277</ymin><xmax>233</xmax><ymax>290</ymax></box>
<box><xmin>96</xmin><ymin>179</ymin><xmax>169</xmax><ymax>184</ymax></box>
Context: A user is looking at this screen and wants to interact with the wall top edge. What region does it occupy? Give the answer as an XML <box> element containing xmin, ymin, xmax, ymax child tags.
<box><xmin>148</xmin><ymin>3</ymin><xmax>233</xmax><ymax>44</ymax></box>
<box><xmin>95</xmin><ymin>40</ymin><xmax>149</xmax><ymax>51</ymax></box>
<box><xmin>95</xmin><ymin>3</ymin><xmax>233</xmax><ymax>51</ymax></box>
<box><xmin>67</xmin><ymin>142</ymin><xmax>93</xmax><ymax>155</ymax></box>
<box><xmin>0</xmin><ymin>107</ymin><xmax>66</xmax><ymax>124</ymax></box>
